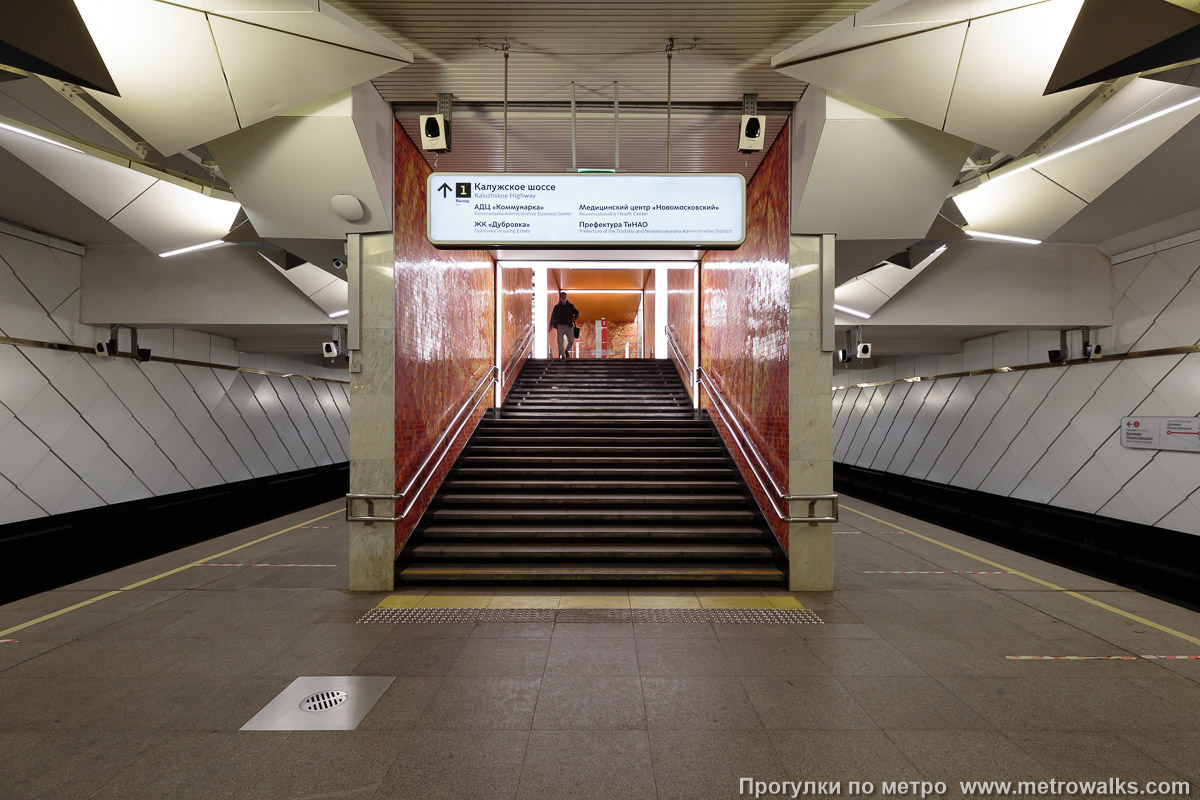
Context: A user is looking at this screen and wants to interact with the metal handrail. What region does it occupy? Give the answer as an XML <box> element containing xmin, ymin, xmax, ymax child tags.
<box><xmin>697</xmin><ymin>367</ymin><xmax>838</xmax><ymax>525</ymax></box>
<box><xmin>664</xmin><ymin>326</ymin><xmax>694</xmax><ymax>384</ymax></box>
<box><xmin>347</xmin><ymin>365</ymin><xmax>498</xmax><ymax>523</ymax></box>
<box><xmin>502</xmin><ymin>325</ymin><xmax>535</xmax><ymax>384</ymax></box>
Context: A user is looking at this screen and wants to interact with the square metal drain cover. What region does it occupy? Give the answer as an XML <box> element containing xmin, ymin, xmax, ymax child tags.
<box><xmin>241</xmin><ymin>676</ymin><xmax>394</xmax><ymax>731</ymax></box>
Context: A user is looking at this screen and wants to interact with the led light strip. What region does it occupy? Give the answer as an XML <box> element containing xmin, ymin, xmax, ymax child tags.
<box><xmin>964</xmin><ymin>230</ymin><xmax>1041</xmax><ymax>245</ymax></box>
<box><xmin>0</xmin><ymin>120</ymin><xmax>83</xmax><ymax>153</ymax></box>
<box><xmin>833</xmin><ymin>303</ymin><xmax>871</xmax><ymax>319</ymax></box>
<box><xmin>159</xmin><ymin>240</ymin><xmax>227</xmax><ymax>258</ymax></box>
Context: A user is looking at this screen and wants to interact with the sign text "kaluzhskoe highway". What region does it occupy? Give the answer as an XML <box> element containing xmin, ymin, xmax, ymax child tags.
<box><xmin>425</xmin><ymin>173</ymin><xmax>747</xmax><ymax>248</ymax></box>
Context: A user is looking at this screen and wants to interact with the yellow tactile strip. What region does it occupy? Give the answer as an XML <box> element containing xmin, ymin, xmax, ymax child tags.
<box><xmin>375</xmin><ymin>593</ymin><xmax>805</xmax><ymax>610</ymax></box>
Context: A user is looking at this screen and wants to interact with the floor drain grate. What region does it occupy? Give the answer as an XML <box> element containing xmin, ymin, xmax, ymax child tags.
<box><xmin>300</xmin><ymin>690</ymin><xmax>348</xmax><ymax>712</ymax></box>
<box><xmin>357</xmin><ymin>608</ymin><xmax>823</xmax><ymax>624</ymax></box>
<box><xmin>241</xmin><ymin>677</ymin><xmax>393</xmax><ymax>731</ymax></box>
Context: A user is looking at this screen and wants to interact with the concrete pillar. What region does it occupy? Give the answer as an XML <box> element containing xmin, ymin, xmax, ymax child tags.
<box><xmin>787</xmin><ymin>234</ymin><xmax>835</xmax><ymax>591</ymax></box>
<box><xmin>348</xmin><ymin>232</ymin><xmax>396</xmax><ymax>591</ymax></box>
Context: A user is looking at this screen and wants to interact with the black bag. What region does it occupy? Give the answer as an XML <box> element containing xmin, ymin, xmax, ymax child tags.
<box><xmin>572</xmin><ymin>325</ymin><xmax>581</xmax><ymax>338</ymax></box>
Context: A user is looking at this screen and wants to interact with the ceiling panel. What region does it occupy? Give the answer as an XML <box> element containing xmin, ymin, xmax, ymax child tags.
<box><xmin>332</xmin><ymin>0</ymin><xmax>875</xmax><ymax>103</ymax></box>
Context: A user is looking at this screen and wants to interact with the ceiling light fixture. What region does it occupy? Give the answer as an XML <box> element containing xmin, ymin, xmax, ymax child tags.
<box><xmin>964</xmin><ymin>230</ymin><xmax>1041</xmax><ymax>245</ymax></box>
<box><xmin>0</xmin><ymin>121</ymin><xmax>83</xmax><ymax>153</ymax></box>
<box><xmin>158</xmin><ymin>240</ymin><xmax>227</xmax><ymax>258</ymax></box>
<box><xmin>980</xmin><ymin>94</ymin><xmax>1200</xmax><ymax>187</ymax></box>
<box><xmin>505</xmin><ymin>261</ymin><xmax>696</xmax><ymax>270</ymax></box>
<box><xmin>329</xmin><ymin>310</ymin><xmax>349</xmax><ymax>318</ymax></box>
<box><xmin>833</xmin><ymin>303</ymin><xmax>871</xmax><ymax>319</ymax></box>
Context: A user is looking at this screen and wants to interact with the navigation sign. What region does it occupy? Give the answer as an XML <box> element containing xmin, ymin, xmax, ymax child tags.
<box><xmin>426</xmin><ymin>172</ymin><xmax>746</xmax><ymax>248</ymax></box>
<box><xmin>1121</xmin><ymin>417</ymin><xmax>1200</xmax><ymax>452</ymax></box>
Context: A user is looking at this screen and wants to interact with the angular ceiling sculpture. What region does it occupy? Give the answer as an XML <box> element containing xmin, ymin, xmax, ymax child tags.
<box><xmin>774</xmin><ymin>0</ymin><xmax>1093</xmax><ymax>155</ymax></box>
<box><xmin>1045</xmin><ymin>0</ymin><xmax>1200</xmax><ymax>94</ymax></box>
<box><xmin>0</xmin><ymin>116</ymin><xmax>240</xmax><ymax>254</ymax></box>
<box><xmin>71</xmin><ymin>0</ymin><xmax>412</xmax><ymax>155</ymax></box>
<box><xmin>792</xmin><ymin>90</ymin><xmax>973</xmax><ymax>240</ymax></box>
<box><xmin>951</xmin><ymin>79</ymin><xmax>1200</xmax><ymax>240</ymax></box>
<box><xmin>208</xmin><ymin>83</ymin><xmax>394</xmax><ymax>240</ymax></box>
<box><xmin>0</xmin><ymin>0</ymin><xmax>118</xmax><ymax>94</ymax></box>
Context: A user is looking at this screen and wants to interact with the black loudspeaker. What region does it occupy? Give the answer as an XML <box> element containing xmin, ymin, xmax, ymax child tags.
<box><xmin>1048</xmin><ymin>349</ymin><xmax>1063</xmax><ymax>362</ymax></box>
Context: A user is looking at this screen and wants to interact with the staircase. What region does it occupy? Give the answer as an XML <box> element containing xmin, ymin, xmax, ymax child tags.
<box><xmin>397</xmin><ymin>358</ymin><xmax>786</xmax><ymax>585</ymax></box>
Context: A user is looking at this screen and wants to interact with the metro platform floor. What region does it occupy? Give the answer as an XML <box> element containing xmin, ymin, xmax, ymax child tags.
<box><xmin>2</xmin><ymin>498</ymin><xmax>1199</xmax><ymax>799</ymax></box>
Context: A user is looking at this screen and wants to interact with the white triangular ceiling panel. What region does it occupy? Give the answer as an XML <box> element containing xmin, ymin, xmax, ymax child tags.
<box><xmin>216</xmin><ymin>4</ymin><xmax>412</xmax><ymax>60</ymax></box>
<box><xmin>108</xmin><ymin>180</ymin><xmax>240</xmax><ymax>254</ymax></box>
<box><xmin>73</xmin><ymin>0</ymin><xmax>410</xmax><ymax>156</ymax></box>
<box><xmin>209</xmin><ymin>16</ymin><xmax>407</xmax><ymax>131</ymax></box>
<box><xmin>0</xmin><ymin>125</ymin><xmax>156</xmax><ymax>219</ymax></box>
<box><xmin>74</xmin><ymin>0</ymin><xmax>239</xmax><ymax>155</ymax></box>
<box><xmin>772</xmin><ymin>13</ymin><xmax>940</xmax><ymax>65</ymax></box>
<box><xmin>954</xmin><ymin>169</ymin><xmax>1087</xmax><ymax>239</ymax></box>
<box><xmin>855</xmin><ymin>0</ymin><xmax>1037</xmax><ymax>26</ymax></box>
<box><xmin>776</xmin><ymin>23</ymin><xmax>967</xmax><ymax>131</ymax></box>
<box><xmin>1034</xmin><ymin>86</ymin><xmax>1200</xmax><ymax>202</ymax></box>
<box><xmin>942</xmin><ymin>0</ymin><xmax>1090</xmax><ymax>154</ymax></box>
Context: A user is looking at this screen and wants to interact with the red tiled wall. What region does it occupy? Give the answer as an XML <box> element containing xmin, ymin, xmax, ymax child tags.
<box><xmin>609</xmin><ymin>321</ymin><xmax>639</xmax><ymax>358</ymax></box>
<box><xmin>575</xmin><ymin>320</ymin><xmax>638</xmax><ymax>358</ymax></box>
<box><xmin>700</xmin><ymin>123</ymin><xmax>790</xmax><ymax>552</ymax></box>
<box><xmin>667</xmin><ymin>267</ymin><xmax>694</xmax><ymax>397</ymax></box>
<box><xmin>501</xmin><ymin>266</ymin><xmax>533</xmax><ymax>403</ymax></box>
<box><xmin>394</xmin><ymin>123</ymin><xmax>496</xmax><ymax>555</ymax></box>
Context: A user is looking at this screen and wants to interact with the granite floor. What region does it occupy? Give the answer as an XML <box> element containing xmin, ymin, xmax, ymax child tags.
<box><xmin>2</xmin><ymin>496</ymin><xmax>1199</xmax><ymax>799</ymax></box>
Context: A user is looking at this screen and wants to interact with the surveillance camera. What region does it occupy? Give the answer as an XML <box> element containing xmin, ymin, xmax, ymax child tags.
<box><xmin>95</xmin><ymin>339</ymin><xmax>117</xmax><ymax>358</ymax></box>
<box><xmin>332</xmin><ymin>257</ymin><xmax>344</xmax><ymax>270</ymax></box>
<box><xmin>322</xmin><ymin>341</ymin><xmax>340</xmax><ymax>358</ymax></box>
<box><xmin>856</xmin><ymin>343</ymin><xmax>872</xmax><ymax>359</ymax></box>
<box><xmin>837</xmin><ymin>349</ymin><xmax>853</xmax><ymax>364</ymax></box>
<box><xmin>1088</xmin><ymin>343</ymin><xmax>1103</xmax><ymax>360</ymax></box>
<box><xmin>738</xmin><ymin>114</ymin><xmax>766</xmax><ymax>153</ymax></box>
<box><xmin>134</xmin><ymin>348</ymin><xmax>151</xmax><ymax>363</ymax></box>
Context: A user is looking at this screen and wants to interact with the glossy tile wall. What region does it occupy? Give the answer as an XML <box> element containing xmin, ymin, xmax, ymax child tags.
<box><xmin>700</xmin><ymin>124</ymin><xmax>791</xmax><ymax>550</ymax></box>
<box><xmin>666</xmin><ymin>267</ymin><xmax>694</xmax><ymax>393</ymax></box>
<box><xmin>0</xmin><ymin>230</ymin><xmax>350</xmax><ymax>527</ymax></box>
<box><xmin>574</xmin><ymin>320</ymin><xmax>638</xmax><ymax>358</ymax></box>
<box><xmin>832</xmin><ymin>233</ymin><xmax>1200</xmax><ymax>536</ymax></box>
<box><xmin>393</xmin><ymin>123</ymin><xmax>495</xmax><ymax>553</ymax></box>
<box><xmin>501</xmin><ymin>265</ymin><xmax>533</xmax><ymax>402</ymax></box>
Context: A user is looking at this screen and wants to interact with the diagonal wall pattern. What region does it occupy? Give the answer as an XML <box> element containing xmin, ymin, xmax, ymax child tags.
<box><xmin>0</xmin><ymin>229</ymin><xmax>349</xmax><ymax>526</ymax></box>
<box><xmin>832</xmin><ymin>234</ymin><xmax>1200</xmax><ymax>535</ymax></box>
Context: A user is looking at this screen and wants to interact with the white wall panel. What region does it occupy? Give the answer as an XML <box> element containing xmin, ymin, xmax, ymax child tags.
<box><xmin>0</xmin><ymin>231</ymin><xmax>349</xmax><ymax>526</ymax></box>
<box><xmin>835</xmin><ymin>230</ymin><xmax>1200</xmax><ymax>536</ymax></box>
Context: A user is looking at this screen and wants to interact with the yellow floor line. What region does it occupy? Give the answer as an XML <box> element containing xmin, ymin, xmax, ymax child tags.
<box><xmin>842</xmin><ymin>503</ymin><xmax>1200</xmax><ymax>647</ymax></box>
<box><xmin>0</xmin><ymin>508</ymin><xmax>343</xmax><ymax>638</ymax></box>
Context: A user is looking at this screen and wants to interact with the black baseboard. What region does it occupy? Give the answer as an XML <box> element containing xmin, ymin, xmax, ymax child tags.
<box><xmin>0</xmin><ymin>462</ymin><xmax>349</xmax><ymax>605</ymax></box>
<box><xmin>834</xmin><ymin>462</ymin><xmax>1200</xmax><ymax>612</ymax></box>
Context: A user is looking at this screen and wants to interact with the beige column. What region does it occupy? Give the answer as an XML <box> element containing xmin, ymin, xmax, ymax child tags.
<box><xmin>348</xmin><ymin>232</ymin><xmax>397</xmax><ymax>591</ymax></box>
<box><xmin>787</xmin><ymin>235</ymin><xmax>834</xmax><ymax>591</ymax></box>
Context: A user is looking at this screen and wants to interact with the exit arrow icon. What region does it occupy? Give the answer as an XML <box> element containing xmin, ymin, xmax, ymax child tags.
<box><xmin>437</xmin><ymin>182</ymin><xmax>452</xmax><ymax>197</ymax></box>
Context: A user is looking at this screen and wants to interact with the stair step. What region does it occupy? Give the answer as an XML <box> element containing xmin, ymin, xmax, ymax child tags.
<box><xmin>441</xmin><ymin>493</ymin><xmax>747</xmax><ymax>506</ymax></box>
<box><xmin>475</xmin><ymin>436</ymin><xmax>713</xmax><ymax>445</ymax></box>
<box><xmin>420</xmin><ymin>524</ymin><xmax>766</xmax><ymax>540</ymax></box>
<box><xmin>397</xmin><ymin>563</ymin><xmax>785</xmax><ymax>582</ymax></box>
<box><xmin>455</xmin><ymin>468</ymin><xmax>736</xmax><ymax>478</ymax></box>
<box><xmin>470</xmin><ymin>445</ymin><xmax>720</xmax><ymax>454</ymax></box>
<box><xmin>411</xmin><ymin>543</ymin><xmax>774</xmax><ymax>559</ymax></box>
<box><xmin>448</xmin><ymin>480</ymin><xmax>741</xmax><ymax>492</ymax></box>
<box><xmin>463</xmin><ymin>456</ymin><xmax>730</xmax><ymax>466</ymax></box>
<box><xmin>433</xmin><ymin>508</ymin><xmax>757</xmax><ymax>521</ymax></box>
